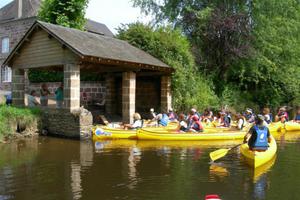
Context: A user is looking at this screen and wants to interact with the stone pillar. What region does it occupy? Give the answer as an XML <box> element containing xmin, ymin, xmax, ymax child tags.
<box><xmin>161</xmin><ymin>76</ymin><xmax>172</xmax><ymax>112</ymax></box>
<box><xmin>122</xmin><ymin>71</ymin><xmax>136</xmax><ymax>124</ymax></box>
<box><xmin>12</xmin><ymin>68</ymin><xmax>25</xmax><ymax>106</ymax></box>
<box><xmin>24</xmin><ymin>69</ymin><xmax>29</xmax><ymax>94</ymax></box>
<box><xmin>64</xmin><ymin>63</ymin><xmax>80</xmax><ymax>111</ymax></box>
<box><xmin>105</xmin><ymin>74</ymin><xmax>115</xmax><ymax>114</ymax></box>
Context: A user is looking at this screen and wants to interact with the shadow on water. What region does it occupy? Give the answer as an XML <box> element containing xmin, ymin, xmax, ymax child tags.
<box><xmin>0</xmin><ymin>131</ymin><xmax>299</xmax><ymax>200</ymax></box>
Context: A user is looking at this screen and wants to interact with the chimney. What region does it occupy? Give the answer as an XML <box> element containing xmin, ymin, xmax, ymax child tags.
<box><xmin>17</xmin><ymin>0</ymin><xmax>23</xmax><ymax>18</ymax></box>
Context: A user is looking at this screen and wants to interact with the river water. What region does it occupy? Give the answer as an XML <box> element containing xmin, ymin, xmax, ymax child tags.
<box><xmin>0</xmin><ymin>132</ymin><xmax>300</xmax><ymax>200</ymax></box>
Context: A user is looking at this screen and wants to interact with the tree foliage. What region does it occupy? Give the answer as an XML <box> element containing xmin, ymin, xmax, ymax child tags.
<box><xmin>133</xmin><ymin>0</ymin><xmax>300</xmax><ymax>108</ymax></box>
<box><xmin>38</xmin><ymin>0</ymin><xmax>89</xmax><ymax>30</ymax></box>
<box><xmin>117</xmin><ymin>23</ymin><xmax>219</xmax><ymax>111</ymax></box>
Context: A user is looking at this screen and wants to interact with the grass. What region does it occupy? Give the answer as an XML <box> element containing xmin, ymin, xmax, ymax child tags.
<box><xmin>0</xmin><ymin>105</ymin><xmax>41</xmax><ymax>140</ymax></box>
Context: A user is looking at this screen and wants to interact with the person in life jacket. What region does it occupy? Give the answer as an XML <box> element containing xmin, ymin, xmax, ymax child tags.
<box><xmin>294</xmin><ymin>107</ymin><xmax>300</xmax><ymax>123</ymax></box>
<box><xmin>218</xmin><ymin>112</ymin><xmax>230</xmax><ymax>127</ymax></box>
<box><xmin>150</xmin><ymin>108</ymin><xmax>157</xmax><ymax>120</ymax></box>
<box><xmin>243</xmin><ymin>115</ymin><xmax>271</xmax><ymax>151</ymax></box>
<box><xmin>188</xmin><ymin>115</ymin><xmax>204</xmax><ymax>132</ymax></box>
<box><xmin>188</xmin><ymin>108</ymin><xmax>200</xmax><ymax>126</ymax></box>
<box><xmin>177</xmin><ymin>113</ymin><xmax>188</xmax><ymax>132</ymax></box>
<box><xmin>202</xmin><ymin>108</ymin><xmax>214</xmax><ymax>123</ymax></box>
<box><xmin>124</xmin><ymin>113</ymin><xmax>143</xmax><ymax>130</ymax></box>
<box><xmin>275</xmin><ymin>107</ymin><xmax>289</xmax><ymax>123</ymax></box>
<box><xmin>244</xmin><ymin>108</ymin><xmax>255</xmax><ymax>123</ymax></box>
<box><xmin>262</xmin><ymin>107</ymin><xmax>273</xmax><ymax>124</ymax></box>
<box><xmin>236</xmin><ymin>113</ymin><xmax>245</xmax><ymax>130</ymax></box>
<box><xmin>168</xmin><ymin>108</ymin><xmax>177</xmax><ymax>121</ymax></box>
<box><xmin>156</xmin><ymin>113</ymin><xmax>169</xmax><ymax>127</ymax></box>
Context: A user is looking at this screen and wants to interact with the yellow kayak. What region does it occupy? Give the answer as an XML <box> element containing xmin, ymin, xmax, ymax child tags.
<box><xmin>137</xmin><ymin>129</ymin><xmax>246</xmax><ymax>141</ymax></box>
<box><xmin>93</xmin><ymin>127</ymin><xmax>137</xmax><ymax>140</ymax></box>
<box><xmin>268</xmin><ymin>122</ymin><xmax>284</xmax><ymax>133</ymax></box>
<box><xmin>136</xmin><ymin>140</ymin><xmax>241</xmax><ymax>149</ymax></box>
<box><xmin>92</xmin><ymin>121</ymin><xmax>241</xmax><ymax>140</ymax></box>
<box><xmin>92</xmin><ymin>121</ymin><xmax>179</xmax><ymax>140</ymax></box>
<box><xmin>240</xmin><ymin>136</ymin><xmax>277</xmax><ymax>168</ymax></box>
<box><xmin>253</xmin><ymin>156</ymin><xmax>276</xmax><ymax>183</ymax></box>
<box><xmin>284</xmin><ymin>121</ymin><xmax>300</xmax><ymax>131</ymax></box>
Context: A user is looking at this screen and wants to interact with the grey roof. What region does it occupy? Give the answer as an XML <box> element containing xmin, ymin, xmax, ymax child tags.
<box><xmin>0</xmin><ymin>1</ymin><xmax>114</xmax><ymax>37</ymax></box>
<box><xmin>38</xmin><ymin>21</ymin><xmax>170</xmax><ymax>69</ymax></box>
<box><xmin>0</xmin><ymin>0</ymin><xmax>41</xmax><ymax>21</ymax></box>
<box><xmin>85</xmin><ymin>19</ymin><xmax>114</xmax><ymax>37</ymax></box>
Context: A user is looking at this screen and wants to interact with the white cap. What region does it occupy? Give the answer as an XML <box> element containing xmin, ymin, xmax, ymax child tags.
<box><xmin>246</xmin><ymin>108</ymin><xmax>252</xmax><ymax>114</ymax></box>
<box><xmin>150</xmin><ymin>108</ymin><xmax>154</xmax><ymax>112</ymax></box>
<box><xmin>191</xmin><ymin>108</ymin><xmax>197</xmax><ymax>113</ymax></box>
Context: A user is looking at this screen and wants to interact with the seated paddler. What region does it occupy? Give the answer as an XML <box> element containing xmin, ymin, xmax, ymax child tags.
<box><xmin>124</xmin><ymin>113</ymin><xmax>143</xmax><ymax>130</ymax></box>
<box><xmin>243</xmin><ymin>115</ymin><xmax>271</xmax><ymax>151</ymax></box>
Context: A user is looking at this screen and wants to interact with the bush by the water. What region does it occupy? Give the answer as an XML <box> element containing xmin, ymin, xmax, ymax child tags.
<box><xmin>0</xmin><ymin>106</ymin><xmax>41</xmax><ymax>140</ymax></box>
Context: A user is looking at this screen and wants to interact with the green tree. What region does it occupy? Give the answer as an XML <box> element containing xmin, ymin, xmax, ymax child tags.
<box><xmin>133</xmin><ymin>0</ymin><xmax>300</xmax><ymax>109</ymax></box>
<box><xmin>38</xmin><ymin>0</ymin><xmax>89</xmax><ymax>30</ymax></box>
<box><xmin>117</xmin><ymin>23</ymin><xmax>219</xmax><ymax>111</ymax></box>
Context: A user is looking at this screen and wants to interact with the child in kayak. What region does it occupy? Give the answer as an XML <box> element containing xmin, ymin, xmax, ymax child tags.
<box><xmin>168</xmin><ymin>108</ymin><xmax>177</xmax><ymax>121</ymax></box>
<box><xmin>177</xmin><ymin>114</ymin><xmax>188</xmax><ymax>132</ymax></box>
<box><xmin>156</xmin><ymin>113</ymin><xmax>169</xmax><ymax>127</ymax></box>
<box><xmin>124</xmin><ymin>113</ymin><xmax>143</xmax><ymax>130</ymax></box>
<box><xmin>294</xmin><ymin>108</ymin><xmax>300</xmax><ymax>123</ymax></box>
<box><xmin>188</xmin><ymin>116</ymin><xmax>204</xmax><ymax>132</ymax></box>
<box><xmin>275</xmin><ymin>107</ymin><xmax>288</xmax><ymax>123</ymax></box>
<box><xmin>243</xmin><ymin>115</ymin><xmax>271</xmax><ymax>151</ymax></box>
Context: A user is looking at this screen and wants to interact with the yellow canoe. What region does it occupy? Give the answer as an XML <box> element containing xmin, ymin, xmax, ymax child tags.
<box><xmin>253</xmin><ymin>156</ymin><xmax>276</xmax><ymax>183</ymax></box>
<box><xmin>92</xmin><ymin>122</ymin><xmax>180</xmax><ymax>140</ymax></box>
<box><xmin>240</xmin><ymin>136</ymin><xmax>277</xmax><ymax>168</ymax></box>
<box><xmin>268</xmin><ymin>122</ymin><xmax>284</xmax><ymax>133</ymax></box>
<box><xmin>92</xmin><ymin>121</ymin><xmax>242</xmax><ymax>140</ymax></box>
<box><xmin>284</xmin><ymin>122</ymin><xmax>300</xmax><ymax>131</ymax></box>
<box><xmin>137</xmin><ymin>129</ymin><xmax>246</xmax><ymax>141</ymax></box>
<box><xmin>136</xmin><ymin>140</ymin><xmax>241</xmax><ymax>149</ymax></box>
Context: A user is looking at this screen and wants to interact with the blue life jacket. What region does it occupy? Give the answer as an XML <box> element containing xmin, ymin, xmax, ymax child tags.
<box><xmin>295</xmin><ymin>114</ymin><xmax>300</xmax><ymax>121</ymax></box>
<box><xmin>253</xmin><ymin>126</ymin><xmax>268</xmax><ymax>149</ymax></box>
<box><xmin>269</xmin><ymin>113</ymin><xmax>273</xmax><ymax>122</ymax></box>
<box><xmin>159</xmin><ymin>114</ymin><xmax>169</xmax><ymax>127</ymax></box>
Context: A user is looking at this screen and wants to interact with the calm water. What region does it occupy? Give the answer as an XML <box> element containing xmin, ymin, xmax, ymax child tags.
<box><xmin>0</xmin><ymin>132</ymin><xmax>300</xmax><ymax>200</ymax></box>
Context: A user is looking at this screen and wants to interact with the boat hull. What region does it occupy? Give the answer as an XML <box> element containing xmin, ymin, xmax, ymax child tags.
<box><xmin>137</xmin><ymin>129</ymin><xmax>246</xmax><ymax>141</ymax></box>
<box><xmin>240</xmin><ymin>136</ymin><xmax>277</xmax><ymax>168</ymax></box>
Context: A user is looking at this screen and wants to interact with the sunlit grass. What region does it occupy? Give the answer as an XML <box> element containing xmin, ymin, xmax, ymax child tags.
<box><xmin>0</xmin><ymin>105</ymin><xmax>41</xmax><ymax>140</ymax></box>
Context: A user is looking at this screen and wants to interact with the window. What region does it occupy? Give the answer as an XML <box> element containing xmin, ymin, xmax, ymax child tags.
<box><xmin>1</xmin><ymin>66</ymin><xmax>12</xmax><ymax>82</ymax></box>
<box><xmin>2</xmin><ymin>37</ymin><xmax>9</xmax><ymax>53</ymax></box>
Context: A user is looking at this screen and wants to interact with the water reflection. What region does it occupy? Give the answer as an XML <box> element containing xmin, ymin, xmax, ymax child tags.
<box><xmin>0</xmin><ymin>134</ymin><xmax>299</xmax><ymax>200</ymax></box>
<box><xmin>128</xmin><ymin>147</ymin><xmax>141</xmax><ymax>190</ymax></box>
<box><xmin>209</xmin><ymin>163</ymin><xmax>229</xmax><ymax>182</ymax></box>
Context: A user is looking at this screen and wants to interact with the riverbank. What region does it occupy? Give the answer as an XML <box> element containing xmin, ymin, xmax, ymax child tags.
<box><xmin>0</xmin><ymin>105</ymin><xmax>41</xmax><ymax>142</ymax></box>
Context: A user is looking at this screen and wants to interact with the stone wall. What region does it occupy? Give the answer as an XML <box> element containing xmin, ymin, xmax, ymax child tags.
<box><xmin>27</xmin><ymin>81</ymin><xmax>106</xmax><ymax>106</ymax></box>
<box><xmin>0</xmin><ymin>17</ymin><xmax>36</xmax><ymax>90</ymax></box>
<box><xmin>41</xmin><ymin>108</ymin><xmax>93</xmax><ymax>139</ymax></box>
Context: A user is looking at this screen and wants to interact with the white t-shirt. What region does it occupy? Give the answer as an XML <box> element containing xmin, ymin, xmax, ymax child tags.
<box><xmin>132</xmin><ymin>120</ymin><xmax>142</xmax><ymax>128</ymax></box>
<box><xmin>237</xmin><ymin>119</ymin><xmax>244</xmax><ymax>130</ymax></box>
<box><xmin>28</xmin><ymin>95</ymin><xmax>38</xmax><ymax>107</ymax></box>
<box><xmin>180</xmin><ymin>121</ymin><xmax>187</xmax><ymax>128</ymax></box>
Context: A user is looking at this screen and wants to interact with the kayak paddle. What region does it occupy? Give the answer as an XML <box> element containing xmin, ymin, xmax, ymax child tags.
<box><xmin>209</xmin><ymin>143</ymin><xmax>243</xmax><ymax>162</ymax></box>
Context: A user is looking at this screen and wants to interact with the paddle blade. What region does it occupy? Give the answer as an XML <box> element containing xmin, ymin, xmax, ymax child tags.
<box><xmin>210</xmin><ymin>148</ymin><xmax>230</xmax><ymax>162</ymax></box>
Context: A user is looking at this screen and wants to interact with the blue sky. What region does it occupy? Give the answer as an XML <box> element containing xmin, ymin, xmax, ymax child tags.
<box><xmin>0</xmin><ymin>0</ymin><xmax>151</xmax><ymax>33</ymax></box>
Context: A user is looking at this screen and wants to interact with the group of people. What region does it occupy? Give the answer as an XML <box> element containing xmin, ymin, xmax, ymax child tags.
<box><xmin>5</xmin><ymin>83</ymin><xmax>64</xmax><ymax>108</ymax></box>
<box><xmin>124</xmin><ymin>106</ymin><xmax>300</xmax><ymax>131</ymax></box>
<box><xmin>124</xmin><ymin>106</ymin><xmax>300</xmax><ymax>152</ymax></box>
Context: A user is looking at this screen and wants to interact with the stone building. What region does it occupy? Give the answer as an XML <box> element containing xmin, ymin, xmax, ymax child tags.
<box><xmin>3</xmin><ymin>21</ymin><xmax>173</xmax><ymax>138</ymax></box>
<box><xmin>0</xmin><ymin>0</ymin><xmax>113</xmax><ymax>90</ymax></box>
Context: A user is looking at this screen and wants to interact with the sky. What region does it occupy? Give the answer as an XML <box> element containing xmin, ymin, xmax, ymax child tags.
<box><xmin>0</xmin><ymin>0</ymin><xmax>152</xmax><ymax>33</ymax></box>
